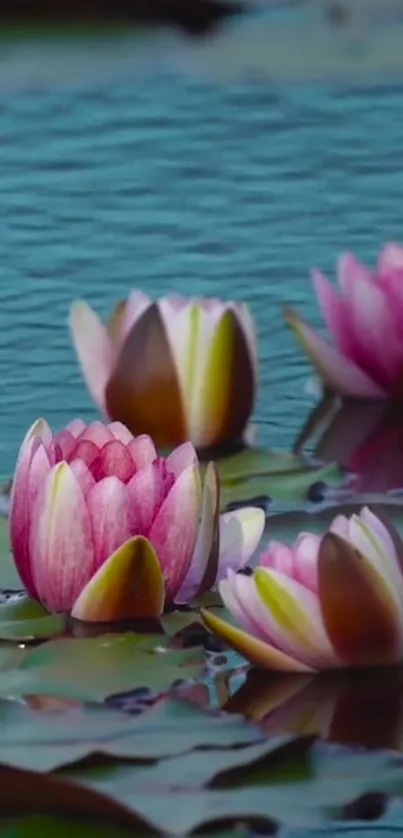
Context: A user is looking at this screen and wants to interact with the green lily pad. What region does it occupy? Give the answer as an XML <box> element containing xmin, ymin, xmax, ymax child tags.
<box><xmin>161</xmin><ymin>604</ymin><xmax>233</xmax><ymax>636</ymax></box>
<box><xmin>2</xmin><ymin>742</ymin><xmax>403</xmax><ymax>833</ymax></box>
<box><xmin>0</xmin><ymin>635</ymin><xmax>205</xmax><ymax>702</ymax></box>
<box><xmin>0</xmin><ymin>598</ymin><xmax>65</xmax><ymax>641</ymax></box>
<box><xmin>64</xmin><ymin>733</ymin><xmax>306</xmax><ymax>790</ymax></box>
<box><xmin>58</xmin><ymin>743</ymin><xmax>403</xmax><ymax>832</ymax></box>
<box><xmin>0</xmin><ymin>814</ymin><xmax>139</xmax><ymax>838</ymax></box>
<box><xmin>216</xmin><ymin>448</ymin><xmax>310</xmax><ymax>482</ymax></box>
<box><xmin>220</xmin><ymin>461</ymin><xmax>343</xmax><ymax>509</ymax></box>
<box><xmin>0</xmin><ymin>519</ymin><xmax>22</xmax><ymax>592</ymax></box>
<box><xmin>0</xmin><ymin>698</ymin><xmax>263</xmax><ymax>772</ymax></box>
<box><xmin>0</xmin><ymin>816</ymin><xmax>245</xmax><ymax>838</ymax></box>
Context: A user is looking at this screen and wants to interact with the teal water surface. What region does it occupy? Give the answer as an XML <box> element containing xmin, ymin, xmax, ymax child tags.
<box><xmin>1</xmin><ymin>47</ymin><xmax>403</xmax><ymax>473</ymax></box>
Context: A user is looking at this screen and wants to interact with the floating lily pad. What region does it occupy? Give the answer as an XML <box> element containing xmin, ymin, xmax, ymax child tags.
<box><xmin>216</xmin><ymin>456</ymin><xmax>343</xmax><ymax>510</ymax></box>
<box><xmin>0</xmin><ymin>814</ymin><xmax>139</xmax><ymax>838</ymax></box>
<box><xmin>0</xmin><ymin>816</ymin><xmax>247</xmax><ymax>838</ymax></box>
<box><xmin>0</xmin><ymin>635</ymin><xmax>205</xmax><ymax>702</ymax></box>
<box><xmin>58</xmin><ymin>742</ymin><xmax>403</xmax><ymax>832</ymax></box>
<box><xmin>65</xmin><ymin>732</ymin><xmax>305</xmax><ymax>790</ymax></box>
<box><xmin>1</xmin><ymin>741</ymin><xmax>403</xmax><ymax>833</ymax></box>
<box><xmin>0</xmin><ymin>598</ymin><xmax>65</xmax><ymax>641</ymax></box>
<box><xmin>0</xmin><ymin>697</ymin><xmax>264</xmax><ymax>772</ymax></box>
<box><xmin>216</xmin><ymin>448</ymin><xmax>311</xmax><ymax>482</ymax></box>
<box><xmin>0</xmin><ymin>519</ymin><xmax>21</xmax><ymax>592</ymax></box>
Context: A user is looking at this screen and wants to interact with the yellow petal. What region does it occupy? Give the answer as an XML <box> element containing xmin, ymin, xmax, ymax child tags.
<box><xmin>195</xmin><ymin>309</ymin><xmax>255</xmax><ymax>448</ymax></box>
<box><xmin>200</xmin><ymin>607</ymin><xmax>313</xmax><ymax>673</ymax></box>
<box><xmin>71</xmin><ymin>536</ymin><xmax>165</xmax><ymax>622</ymax></box>
<box><xmin>318</xmin><ymin>532</ymin><xmax>402</xmax><ymax>666</ymax></box>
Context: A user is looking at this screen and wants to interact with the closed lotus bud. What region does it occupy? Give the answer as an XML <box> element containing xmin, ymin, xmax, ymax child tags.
<box><xmin>69</xmin><ymin>292</ymin><xmax>257</xmax><ymax>450</ymax></box>
<box><xmin>9</xmin><ymin>418</ymin><xmax>265</xmax><ymax>621</ymax></box>
<box><xmin>202</xmin><ymin>507</ymin><xmax>403</xmax><ymax>671</ymax></box>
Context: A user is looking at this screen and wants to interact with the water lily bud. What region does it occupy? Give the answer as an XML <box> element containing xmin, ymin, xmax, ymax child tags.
<box><xmin>69</xmin><ymin>292</ymin><xmax>257</xmax><ymax>450</ymax></box>
<box><xmin>10</xmin><ymin>418</ymin><xmax>265</xmax><ymax>621</ymax></box>
<box><xmin>202</xmin><ymin>507</ymin><xmax>403</xmax><ymax>670</ymax></box>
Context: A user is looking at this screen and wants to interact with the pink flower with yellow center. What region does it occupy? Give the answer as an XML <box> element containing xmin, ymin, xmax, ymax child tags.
<box><xmin>202</xmin><ymin>507</ymin><xmax>403</xmax><ymax>671</ymax></box>
<box><xmin>10</xmin><ymin>418</ymin><xmax>265</xmax><ymax>621</ymax></box>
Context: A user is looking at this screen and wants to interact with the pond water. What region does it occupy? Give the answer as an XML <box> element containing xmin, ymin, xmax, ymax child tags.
<box><xmin>1</xmin><ymin>21</ymin><xmax>403</xmax><ymax>472</ymax></box>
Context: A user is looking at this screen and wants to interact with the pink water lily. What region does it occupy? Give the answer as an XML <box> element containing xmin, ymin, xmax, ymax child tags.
<box><xmin>285</xmin><ymin>242</ymin><xmax>403</xmax><ymax>399</ymax></box>
<box><xmin>201</xmin><ymin>507</ymin><xmax>403</xmax><ymax>671</ymax></box>
<box><xmin>10</xmin><ymin>419</ymin><xmax>265</xmax><ymax>622</ymax></box>
<box><xmin>69</xmin><ymin>291</ymin><xmax>256</xmax><ymax>450</ymax></box>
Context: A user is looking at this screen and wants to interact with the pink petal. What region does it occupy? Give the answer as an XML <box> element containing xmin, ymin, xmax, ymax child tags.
<box><xmin>226</xmin><ymin>571</ymin><xmax>325</xmax><ymax>667</ymax></box>
<box><xmin>107</xmin><ymin>422</ymin><xmax>134</xmax><ymax>444</ymax></box>
<box><xmin>53</xmin><ymin>430</ymin><xmax>77</xmax><ymax>461</ymax></box>
<box><xmin>329</xmin><ymin>514</ymin><xmax>350</xmax><ymax>540</ymax></box>
<box><xmin>260</xmin><ymin>541</ymin><xmax>295</xmax><ymax>576</ymax></box>
<box><xmin>360</xmin><ymin>507</ymin><xmax>398</xmax><ymax>561</ymax></box>
<box><xmin>312</xmin><ymin>269</ymin><xmax>351</xmax><ymax>357</ymax></box>
<box><xmin>69</xmin><ymin>459</ymin><xmax>96</xmax><ymax>498</ymax></box>
<box><xmin>377</xmin><ymin>242</ymin><xmax>403</xmax><ymax>274</ymax></box>
<box><xmin>87</xmin><ymin>476</ymin><xmax>132</xmax><ymax>569</ymax></box>
<box><xmin>285</xmin><ymin>308</ymin><xmax>384</xmax><ymax>398</ymax></box>
<box><xmin>69</xmin><ymin>440</ymin><xmax>100</xmax><ymax>469</ymax></box>
<box><xmin>65</xmin><ymin>419</ymin><xmax>87</xmax><ymax>438</ymax></box>
<box><xmin>122</xmin><ymin>290</ymin><xmax>152</xmax><ymax>338</ymax></box>
<box><xmin>166</xmin><ymin>442</ymin><xmax>198</xmax><ymax>478</ymax></box>
<box><xmin>253</xmin><ymin>568</ymin><xmax>338</xmax><ymax>669</ymax></box>
<box><xmin>293</xmin><ymin>533</ymin><xmax>321</xmax><ymax>592</ymax></box>
<box><xmin>219</xmin><ymin>570</ymin><xmax>268</xmax><ymax>640</ymax></box>
<box><xmin>149</xmin><ymin>464</ymin><xmax>201</xmax><ymax>601</ymax></box>
<box><xmin>337</xmin><ymin>252</ymin><xmax>373</xmax><ymax>296</ymax></box>
<box><xmin>69</xmin><ymin>301</ymin><xmax>115</xmax><ymax>413</ymax></box>
<box><xmin>339</xmin><ymin>265</ymin><xmax>401</xmax><ymax>386</ymax></box>
<box><xmin>90</xmin><ymin>440</ymin><xmax>136</xmax><ymax>483</ymax></box>
<box><xmin>10</xmin><ymin>434</ymin><xmax>52</xmax><ymax>597</ymax></box>
<box><xmin>128</xmin><ymin>435</ymin><xmax>158</xmax><ymax>469</ymax></box>
<box><xmin>76</xmin><ymin>421</ymin><xmax>114</xmax><ymax>448</ymax></box>
<box><xmin>30</xmin><ymin>462</ymin><xmax>94</xmax><ymax>612</ymax></box>
<box><xmin>217</xmin><ymin>507</ymin><xmax>265</xmax><ymax>579</ymax></box>
<box><xmin>127</xmin><ymin>462</ymin><xmax>167</xmax><ymax>535</ymax></box>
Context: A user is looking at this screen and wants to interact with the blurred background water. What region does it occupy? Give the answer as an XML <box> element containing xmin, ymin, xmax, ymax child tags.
<box><xmin>1</xmin><ymin>3</ymin><xmax>403</xmax><ymax>472</ymax></box>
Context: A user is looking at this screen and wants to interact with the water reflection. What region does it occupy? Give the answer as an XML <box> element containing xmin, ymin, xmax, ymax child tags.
<box><xmin>295</xmin><ymin>396</ymin><xmax>403</xmax><ymax>495</ymax></box>
<box><xmin>224</xmin><ymin>666</ymin><xmax>403</xmax><ymax>751</ymax></box>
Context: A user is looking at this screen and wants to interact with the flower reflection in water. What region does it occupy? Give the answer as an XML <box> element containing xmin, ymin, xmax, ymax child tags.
<box><xmin>224</xmin><ymin>666</ymin><xmax>403</xmax><ymax>752</ymax></box>
<box><xmin>294</xmin><ymin>395</ymin><xmax>403</xmax><ymax>495</ymax></box>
